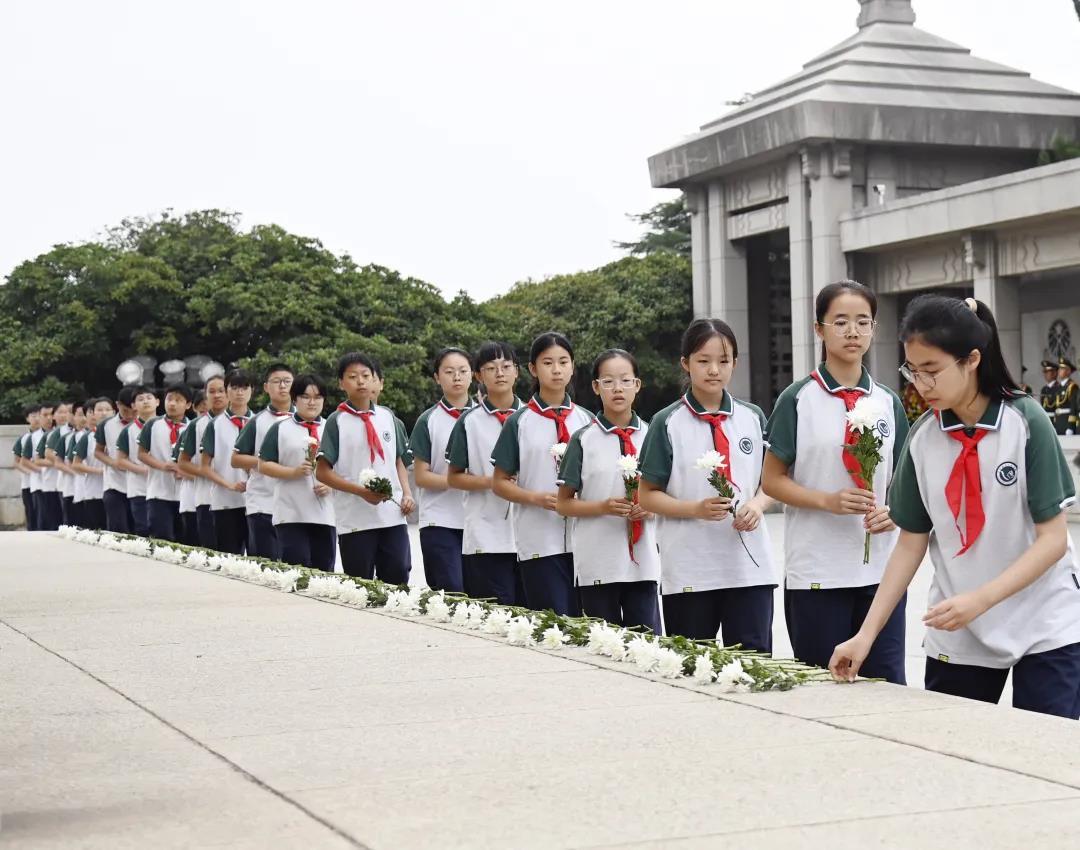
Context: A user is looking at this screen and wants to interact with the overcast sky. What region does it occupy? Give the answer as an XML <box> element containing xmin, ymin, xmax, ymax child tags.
<box><xmin>2</xmin><ymin>0</ymin><xmax>1078</xmax><ymax>301</ymax></box>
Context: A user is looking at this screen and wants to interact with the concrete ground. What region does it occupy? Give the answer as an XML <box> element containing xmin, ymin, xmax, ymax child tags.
<box><xmin>3</xmin><ymin>533</ymin><xmax>1080</xmax><ymax>848</ymax></box>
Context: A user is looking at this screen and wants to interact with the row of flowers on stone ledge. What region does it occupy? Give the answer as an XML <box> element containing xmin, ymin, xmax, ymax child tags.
<box><xmin>56</xmin><ymin>525</ymin><xmax>833</xmax><ymax>693</ymax></box>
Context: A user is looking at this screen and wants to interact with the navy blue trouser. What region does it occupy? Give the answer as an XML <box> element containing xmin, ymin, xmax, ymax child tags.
<box><xmin>420</xmin><ymin>526</ymin><xmax>465</xmax><ymax>592</ymax></box>
<box><xmin>67</xmin><ymin>499</ymin><xmax>82</xmax><ymax>529</ymax></box>
<box><xmin>35</xmin><ymin>491</ymin><xmax>62</xmax><ymax>531</ymax></box>
<box><xmin>339</xmin><ymin>525</ymin><xmax>411</xmax><ymax>584</ymax></box>
<box><xmin>103</xmin><ymin>489</ymin><xmax>130</xmax><ymax>534</ymax></box>
<box><xmin>177</xmin><ymin>512</ymin><xmax>199</xmax><ymax>546</ymax></box>
<box><xmin>82</xmin><ymin>499</ymin><xmax>105</xmax><ymax>531</ymax></box>
<box><xmin>662</xmin><ymin>585</ymin><xmax>775</xmax><ymax>651</ymax></box>
<box><xmin>246</xmin><ymin>513</ymin><xmax>280</xmax><ymax>560</ymax></box>
<box><xmin>22</xmin><ymin>488</ymin><xmax>37</xmax><ymax>530</ymax></box>
<box><xmin>129</xmin><ymin>495</ymin><xmax>149</xmax><ymax>537</ymax></box>
<box><xmin>925</xmin><ymin>642</ymin><xmax>1080</xmax><ymax>719</ymax></box>
<box><xmin>579</xmin><ymin>581</ymin><xmax>662</xmax><ymax>634</ymax></box>
<box><xmin>146</xmin><ymin>498</ymin><xmax>179</xmax><ymax>541</ymax></box>
<box><xmin>61</xmin><ymin>496</ymin><xmax>74</xmax><ymax>527</ymax></box>
<box><xmin>519</xmin><ymin>553</ymin><xmax>580</xmax><ymax>616</ymax></box>
<box><xmin>463</xmin><ymin>552</ymin><xmax>521</xmax><ymax>605</ymax></box>
<box><xmin>214</xmin><ymin>508</ymin><xmax>248</xmax><ymax>555</ymax></box>
<box><xmin>785</xmin><ymin>585</ymin><xmax>907</xmax><ymax>685</ymax></box>
<box><xmin>196</xmin><ymin>505</ymin><xmax>216</xmax><ymax>549</ymax></box>
<box><xmin>278</xmin><ymin>523</ymin><xmax>338</xmax><ymax>572</ymax></box>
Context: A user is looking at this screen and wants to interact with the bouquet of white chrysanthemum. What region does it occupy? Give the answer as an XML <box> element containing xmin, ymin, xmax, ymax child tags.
<box><xmin>694</xmin><ymin>450</ymin><xmax>737</xmax><ymax>515</ymax></box>
<box><xmin>617</xmin><ymin>453</ymin><xmax>643</xmax><ymax>561</ymax></box>
<box><xmin>844</xmin><ymin>397</ymin><xmax>888</xmax><ymax>564</ymax></box>
<box><xmin>549</xmin><ymin>442</ymin><xmax>567</xmax><ymax>468</ymax></box>
<box><xmin>357</xmin><ymin>468</ymin><xmax>399</xmax><ymax>507</ymax></box>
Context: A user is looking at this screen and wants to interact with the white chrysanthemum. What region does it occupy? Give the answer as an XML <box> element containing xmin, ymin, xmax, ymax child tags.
<box><xmin>586</xmin><ymin>622</ymin><xmax>627</xmax><ymax>660</ymax></box>
<box><xmin>481</xmin><ymin>608</ymin><xmax>513</xmax><ymax>636</ymax></box>
<box><xmin>540</xmin><ymin>625</ymin><xmax>570</xmax><ymax>650</ymax></box>
<box><xmin>694</xmin><ymin>450</ymin><xmax>727</xmax><ymax>471</ymax></box>
<box><xmin>655</xmin><ymin>648</ymin><xmax>685</xmax><ymax>679</ymax></box>
<box><xmin>97</xmin><ymin>533</ymin><xmax>120</xmax><ymax>550</ymax></box>
<box><xmin>450</xmin><ymin>601</ymin><xmax>472</xmax><ymax>627</ymax></box>
<box><xmin>616</xmin><ymin>454</ymin><xmax>640</xmax><ymax>478</ymax></box>
<box><xmin>425</xmin><ymin>593</ymin><xmax>452</xmax><ymax>622</ymax></box>
<box><xmin>264</xmin><ymin>568</ymin><xmax>300</xmax><ymax>593</ymax></box>
<box><xmin>627</xmin><ymin>636</ymin><xmax>662</xmax><ymax>672</ymax></box>
<box><xmin>74</xmin><ymin>528</ymin><xmax>100</xmax><ymax>544</ymax></box>
<box><xmin>357</xmin><ymin>468</ymin><xmax>378</xmax><ymax>487</ymax></box>
<box><xmin>384</xmin><ymin>589</ymin><xmax>419</xmax><ymax>615</ymax></box>
<box><xmin>152</xmin><ymin>546</ymin><xmax>185</xmax><ymax>564</ymax></box>
<box><xmin>506</xmin><ymin>615</ymin><xmax>537</xmax><ymax>646</ymax></box>
<box><xmin>845</xmin><ymin>397</ymin><xmax>887</xmax><ymax>434</ymax></box>
<box><xmin>123</xmin><ymin>538</ymin><xmax>152</xmax><ymax>557</ymax></box>
<box><xmin>305</xmin><ymin>575</ymin><xmax>339</xmax><ymax>598</ymax></box>
<box><xmin>716</xmin><ymin>658</ymin><xmax>754</xmax><ymax>692</ymax></box>
<box><xmin>691</xmin><ymin>654</ymin><xmax>716</xmax><ymax>684</ymax></box>
<box><xmin>184</xmin><ymin>549</ymin><xmax>209</xmax><ymax>569</ymax></box>
<box><xmin>464</xmin><ymin>603</ymin><xmax>487</xmax><ymax>630</ymax></box>
<box><xmin>57</xmin><ymin>525</ymin><xmax>77</xmax><ymax>539</ymax></box>
<box><xmin>549</xmin><ymin>442</ymin><xmax>567</xmax><ymax>460</ymax></box>
<box><xmin>338</xmin><ymin>583</ymin><xmax>369</xmax><ymax>607</ymax></box>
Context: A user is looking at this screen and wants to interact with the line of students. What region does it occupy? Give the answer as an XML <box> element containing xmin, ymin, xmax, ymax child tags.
<box><xmin>13</xmin><ymin>284</ymin><xmax>1080</xmax><ymax>718</ymax></box>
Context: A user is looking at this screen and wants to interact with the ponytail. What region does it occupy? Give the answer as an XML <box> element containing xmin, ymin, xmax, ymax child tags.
<box><xmin>899</xmin><ymin>295</ymin><xmax>1022</xmax><ymax>400</ymax></box>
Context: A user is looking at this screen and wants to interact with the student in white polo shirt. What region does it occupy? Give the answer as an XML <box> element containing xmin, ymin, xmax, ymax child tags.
<box><xmin>446</xmin><ymin>341</ymin><xmax>523</xmax><ymax>605</ymax></box>
<box><xmin>232</xmin><ymin>362</ymin><xmax>295</xmax><ymax>560</ymax></box>
<box><xmin>52</xmin><ymin>401</ymin><xmax>79</xmax><ymax>527</ymax></box>
<box><xmin>831</xmin><ymin>296</ymin><xmax>1080</xmax><ymax>718</ymax></box>
<box><xmin>173</xmin><ymin>391</ymin><xmax>205</xmax><ymax>546</ymax></box>
<box><xmin>95</xmin><ymin>387</ymin><xmax>136</xmax><ymax>534</ymax></box>
<box><xmin>138</xmin><ymin>384</ymin><xmax>193</xmax><ymax>541</ymax></box>
<box><xmin>557</xmin><ymin>349</ymin><xmax>661</xmax><ymax>633</ymax></box>
<box><xmin>37</xmin><ymin>401</ymin><xmax>69</xmax><ymax>531</ymax></box>
<box><xmin>259</xmin><ymin>374</ymin><xmax>336</xmax><ymax>571</ymax></box>
<box><xmin>639</xmin><ymin>319</ymin><xmax>776</xmax><ymax>648</ymax></box>
<box><xmin>410</xmin><ymin>347</ymin><xmax>474</xmax><ymax>592</ymax></box>
<box><xmin>492</xmin><ymin>332</ymin><xmax>593</xmax><ymax>616</ymax></box>
<box><xmin>14</xmin><ymin>405</ymin><xmax>40</xmax><ymax>530</ymax></box>
<box><xmin>200</xmin><ymin>370</ymin><xmax>254</xmax><ymax>554</ymax></box>
<box><xmin>63</xmin><ymin>402</ymin><xmax>88</xmax><ymax>528</ymax></box>
<box><xmin>763</xmin><ymin>280</ymin><xmax>909</xmax><ymax>684</ymax></box>
<box><xmin>316</xmin><ymin>352</ymin><xmax>415</xmax><ymax>582</ymax></box>
<box><xmin>27</xmin><ymin>404</ymin><xmax>53</xmax><ymax>529</ymax></box>
<box><xmin>179</xmin><ymin>375</ymin><xmax>227</xmax><ymax>549</ymax></box>
<box><xmin>73</xmin><ymin>397</ymin><xmax>114</xmax><ymax>531</ymax></box>
<box><xmin>115</xmin><ymin>386</ymin><xmax>158</xmax><ymax>537</ymax></box>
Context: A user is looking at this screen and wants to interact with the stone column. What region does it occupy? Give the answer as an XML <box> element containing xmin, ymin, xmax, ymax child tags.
<box><xmin>809</xmin><ymin>144</ymin><xmax>853</xmax><ymax>294</ymax></box>
<box><xmin>869</xmin><ymin>292</ymin><xmax>900</xmax><ymax>390</ymax></box>
<box><xmin>789</xmin><ymin>152</ymin><xmax>815</xmax><ymax>377</ymax></box>
<box><xmin>686</xmin><ymin>187</ymin><xmax>710</xmax><ymax>318</ymax></box>
<box><xmin>968</xmin><ymin>232</ymin><xmax>1021</xmax><ymax>380</ymax></box>
<box><xmin>706</xmin><ymin>181</ymin><xmax>751</xmax><ymax>398</ymax></box>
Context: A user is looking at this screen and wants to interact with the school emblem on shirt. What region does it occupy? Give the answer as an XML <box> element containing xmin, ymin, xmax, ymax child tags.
<box><xmin>995</xmin><ymin>461</ymin><xmax>1018</xmax><ymax>487</ymax></box>
<box><xmin>876</xmin><ymin>418</ymin><xmax>890</xmax><ymax>437</ymax></box>
<box><xmin>738</xmin><ymin>437</ymin><xmax>753</xmax><ymax>455</ymax></box>
<box><xmin>382</xmin><ymin>430</ymin><xmax>392</xmax><ymax>443</ymax></box>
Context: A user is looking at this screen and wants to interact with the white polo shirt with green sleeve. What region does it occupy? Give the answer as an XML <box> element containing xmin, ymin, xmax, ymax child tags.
<box><xmin>445</xmin><ymin>397</ymin><xmax>521</xmax><ymax>556</ymax></box>
<box><xmin>259</xmin><ymin>415</ymin><xmax>335</xmax><ymax>528</ymax></box>
<box><xmin>410</xmin><ymin>398</ymin><xmax>472</xmax><ymax>530</ymax></box>
<box><xmin>490</xmin><ymin>394</ymin><xmax>593</xmax><ymax>561</ymax></box>
<box><xmin>766</xmin><ymin>364</ymin><xmax>908</xmax><ymax>589</ymax></box>
<box><xmin>557</xmin><ymin>413</ymin><xmax>660</xmax><ymax>586</ymax></box>
<box><xmin>890</xmin><ymin>395</ymin><xmax>1080</xmax><ymax>668</ymax></box>
<box><xmin>117</xmin><ymin>419</ymin><xmax>148</xmax><ymax>499</ymax></box>
<box><xmin>639</xmin><ymin>391</ymin><xmax>776</xmax><ymax>594</ymax></box>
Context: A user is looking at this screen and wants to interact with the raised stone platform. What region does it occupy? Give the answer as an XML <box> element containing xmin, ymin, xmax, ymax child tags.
<box><xmin>2</xmin><ymin>532</ymin><xmax>1080</xmax><ymax>848</ymax></box>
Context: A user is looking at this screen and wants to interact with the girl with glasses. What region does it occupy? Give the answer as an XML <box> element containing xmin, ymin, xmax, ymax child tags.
<box><xmin>638</xmin><ymin>319</ymin><xmax>776</xmax><ymax>646</ymax></box>
<box><xmin>258</xmin><ymin>374</ymin><xmax>337</xmax><ymax>572</ymax></box>
<box><xmin>556</xmin><ymin>349</ymin><xmax>661</xmax><ymax>633</ymax></box>
<box><xmin>763</xmin><ymin>280</ymin><xmax>909</xmax><ymax>684</ymax></box>
<box><xmin>831</xmin><ymin>296</ymin><xmax>1080</xmax><ymax>719</ymax></box>
<box><xmin>410</xmin><ymin>347</ymin><xmax>476</xmax><ymax>593</ymax></box>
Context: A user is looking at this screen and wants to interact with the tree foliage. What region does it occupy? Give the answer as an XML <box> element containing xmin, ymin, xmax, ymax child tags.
<box><xmin>1</xmin><ymin>210</ymin><xmax>691</xmax><ymax>427</ymax></box>
<box><xmin>613</xmin><ymin>195</ymin><xmax>691</xmax><ymax>257</ymax></box>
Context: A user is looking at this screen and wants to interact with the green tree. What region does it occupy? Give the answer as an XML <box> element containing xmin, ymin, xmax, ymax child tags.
<box><xmin>614</xmin><ymin>195</ymin><xmax>691</xmax><ymax>257</ymax></box>
<box><xmin>1038</xmin><ymin>134</ymin><xmax>1080</xmax><ymax>165</ymax></box>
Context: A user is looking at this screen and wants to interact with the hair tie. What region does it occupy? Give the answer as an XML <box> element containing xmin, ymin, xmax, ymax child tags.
<box><xmin>964</xmin><ymin>297</ymin><xmax>978</xmax><ymax>313</ymax></box>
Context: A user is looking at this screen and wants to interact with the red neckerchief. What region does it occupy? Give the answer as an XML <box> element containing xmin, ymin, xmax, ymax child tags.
<box><xmin>611</xmin><ymin>424</ymin><xmax>643</xmax><ymax>555</ymax></box>
<box><xmin>942</xmin><ymin>419</ymin><xmax>989</xmax><ymax>556</ymax></box>
<box><xmin>298</xmin><ymin>418</ymin><xmax>321</xmax><ymax>443</ymax></box>
<box><xmin>119</xmin><ymin>417</ymin><xmax>131</xmax><ymax>426</ymax></box>
<box><xmin>528</xmin><ymin>397</ymin><xmax>572</xmax><ymax>444</ymax></box>
<box><xmin>228</xmin><ymin>411</ymin><xmax>250</xmax><ymax>431</ymax></box>
<box><xmin>681</xmin><ymin>395</ymin><xmax>737</xmax><ymax>490</ymax></box>
<box><xmin>486</xmin><ymin>398</ymin><xmax>517</xmax><ymax>425</ymax></box>
<box><xmin>810</xmin><ymin>369</ymin><xmax>869</xmax><ymax>489</ymax></box>
<box><xmin>438</xmin><ymin>399</ymin><xmax>466</xmax><ymax>420</ymax></box>
<box><xmin>336</xmin><ymin>402</ymin><xmax>385</xmax><ymax>463</ymax></box>
<box><xmin>166</xmin><ymin>419</ymin><xmax>184</xmax><ymax>445</ymax></box>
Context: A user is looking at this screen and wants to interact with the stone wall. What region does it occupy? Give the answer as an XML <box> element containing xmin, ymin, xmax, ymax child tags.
<box><xmin>0</xmin><ymin>425</ymin><xmax>28</xmax><ymax>529</ymax></box>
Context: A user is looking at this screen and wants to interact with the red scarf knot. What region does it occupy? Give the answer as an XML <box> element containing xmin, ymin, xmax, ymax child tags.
<box><xmin>945</xmin><ymin>427</ymin><xmax>989</xmax><ymax>556</ymax></box>
<box><xmin>528</xmin><ymin>398</ymin><xmax>572</xmax><ymax>445</ymax></box>
<box><xmin>166</xmin><ymin>420</ymin><xmax>184</xmax><ymax>445</ymax></box>
<box><xmin>811</xmin><ymin>372</ymin><xmax>869</xmax><ymax>489</ymax></box>
<box><xmin>613</xmin><ymin>426</ymin><xmax>643</xmax><ymax>550</ymax></box>
<box><xmin>682</xmin><ymin>397</ymin><xmax>737</xmax><ymax>490</ymax></box>
<box><xmin>336</xmin><ymin>403</ymin><xmax>385</xmax><ymax>463</ymax></box>
<box><xmin>439</xmin><ymin>400</ymin><xmax>465</xmax><ymax>420</ymax></box>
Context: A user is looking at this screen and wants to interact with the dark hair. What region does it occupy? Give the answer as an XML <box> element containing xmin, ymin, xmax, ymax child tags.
<box><xmin>336</xmin><ymin>351</ymin><xmax>382</xmax><ymax>380</ymax></box>
<box><xmin>265</xmin><ymin>362</ymin><xmax>295</xmax><ymax>381</ymax></box>
<box><xmin>815</xmin><ymin>279</ymin><xmax>878</xmax><ymax>362</ymax></box>
<box><xmin>192</xmin><ymin>389</ymin><xmax>207</xmax><ymax>408</ymax></box>
<box><xmin>117</xmin><ymin>386</ymin><xmax>137</xmax><ymax>407</ymax></box>
<box><xmin>39</xmin><ymin>401</ymin><xmax>57</xmax><ymax>411</ymax></box>
<box><xmin>92</xmin><ymin>397</ymin><xmax>116</xmax><ymax>411</ymax></box>
<box><xmin>204</xmin><ymin>374</ymin><xmax>225</xmax><ymax>390</ymax></box>
<box><xmin>290</xmin><ymin>373</ymin><xmax>328</xmax><ymax>401</ymax></box>
<box><xmin>23</xmin><ymin>403</ymin><xmax>40</xmax><ymax>417</ymax></box>
<box><xmin>432</xmin><ymin>347</ymin><xmax>473</xmax><ymax>375</ymax></box>
<box><xmin>224</xmin><ymin>369</ymin><xmax>254</xmax><ymax>390</ymax></box>
<box><xmin>680</xmin><ymin>318</ymin><xmax>739</xmax><ymax>360</ymax></box>
<box><xmin>591</xmin><ymin>348</ymin><xmax>640</xmax><ymax>380</ymax></box>
<box><xmin>164</xmin><ymin>383</ymin><xmax>194</xmax><ymax>403</ymax></box>
<box><xmin>71</xmin><ymin>401</ymin><xmax>85</xmax><ymax>414</ymax></box>
<box><xmin>132</xmin><ymin>384</ymin><xmax>157</xmax><ymax>400</ymax></box>
<box><xmin>473</xmin><ymin>340</ymin><xmax>517</xmax><ymax>371</ymax></box>
<box><xmin>528</xmin><ymin>332</ymin><xmax>574</xmax><ymax>394</ymax></box>
<box><xmin>58</xmin><ymin>399</ymin><xmax>76</xmax><ymax>410</ymax></box>
<box><xmin>900</xmin><ymin>295</ymin><xmax>1022</xmax><ymax>401</ymax></box>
